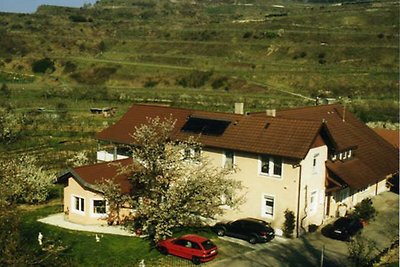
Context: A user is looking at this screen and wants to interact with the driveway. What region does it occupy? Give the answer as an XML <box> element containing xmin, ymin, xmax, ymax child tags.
<box><xmin>207</xmin><ymin>191</ymin><xmax>399</xmax><ymax>267</ymax></box>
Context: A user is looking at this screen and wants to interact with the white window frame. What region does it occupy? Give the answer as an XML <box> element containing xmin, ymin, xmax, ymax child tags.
<box><xmin>90</xmin><ymin>198</ymin><xmax>107</xmax><ymax>218</ymax></box>
<box><xmin>223</xmin><ymin>150</ymin><xmax>235</xmax><ymax>169</ymax></box>
<box><xmin>258</xmin><ymin>155</ymin><xmax>283</xmax><ymax>178</ymax></box>
<box><xmin>183</xmin><ymin>147</ymin><xmax>201</xmax><ymax>162</ymax></box>
<box><xmin>71</xmin><ymin>195</ymin><xmax>85</xmax><ymax>215</ymax></box>
<box><xmin>261</xmin><ymin>194</ymin><xmax>275</xmax><ymax>218</ymax></box>
<box><xmin>310</xmin><ymin>191</ymin><xmax>318</xmax><ymax>214</ymax></box>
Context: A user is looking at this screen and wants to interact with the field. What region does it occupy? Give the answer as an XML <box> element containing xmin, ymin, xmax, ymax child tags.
<box><xmin>0</xmin><ymin>0</ymin><xmax>398</xmax><ymax>171</ymax></box>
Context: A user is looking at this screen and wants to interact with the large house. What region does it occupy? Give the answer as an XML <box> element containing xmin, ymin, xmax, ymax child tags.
<box><xmin>57</xmin><ymin>103</ymin><xmax>398</xmax><ymax>236</ymax></box>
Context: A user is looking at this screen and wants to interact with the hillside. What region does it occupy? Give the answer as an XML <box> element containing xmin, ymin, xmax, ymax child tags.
<box><xmin>0</xmin><ymin>0</ymin><xmax>398</xmax><ymax>169</ymax></box>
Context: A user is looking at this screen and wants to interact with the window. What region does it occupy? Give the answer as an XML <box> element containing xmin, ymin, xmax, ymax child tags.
<box><xmin>260</xmin><ymin>155</ymin><xmax>282</xmax><ymax>177</ymax></box>
<box><xmin>313</xmin><ymin>153</ymin><xmax>320</xmax><ymax>174</ymax></box>
<box><xmin>310</xmin><ymin>191</ymin><xmax>317</xmax><ymax>213</ymax></box>
<box><xmin>72</xmin><ymin>195</ymin><xmax>85</xmax><ymax>213</ymax></box>
<box><xmin>183</xmin><ymin>147</ymin><xmax>201</xmax><ymax>161</ymax></box>
<box><xmin>184</xmin><ymin>148</ymin><xmax>192</xmax><ymax>159</ymax></box>
<box><xmin>174</xmin><ymin>239</ymin><xmax>187</xmax><ymax>247</ymax></box>
<box><xmin>337</xmin><ymin>187</ymin><xmax>350</xmax><ymax>202</ymax></box>
<box><xmin>224</xmin><ymin>151</ymin><xmax>234</xmax><ymax>169</ymax></box>
<box><xmin>93</xmin><ymin>200</ymin><xmax>106</xmax><ymax>214</ymax></box>
<box><xmin>261</xmin><ymin>155</ymin><xmax>270</xmax><ymax>174</ymax></box>
<box><xmin>273</xmin><ymin>157</ymin><xmax>282</xmax><ymax>176</ymax></box>
<box><xmin>262</xmin><ymin>194</ymin><xmax>274</xmax><ymax>218</ymax></box>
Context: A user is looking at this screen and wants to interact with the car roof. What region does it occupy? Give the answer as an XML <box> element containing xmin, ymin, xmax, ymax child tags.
<box><xmin>238</xmin><ymin>217</ymin><xmax>268</xmax><ymax>224</ymax></box>
<box><xmin>180</xmin><ymin>234</ymin><xmax>209</xmax><ymax>243</ymax></box>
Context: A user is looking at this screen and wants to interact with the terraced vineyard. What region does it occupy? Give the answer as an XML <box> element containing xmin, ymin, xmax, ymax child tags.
<box><xmin>0</xmin><ymin>0</ymin><xmax>398</xmax><ymax>170</ymax></box>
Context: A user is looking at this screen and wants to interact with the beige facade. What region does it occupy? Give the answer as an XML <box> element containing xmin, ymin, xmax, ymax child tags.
<box><xmin>69</xmin><ymin>142</ymin><xmax>390</xmax><ymax>231</ymax></box>
<box><xmin>202</xmin><ymin>141</ymin><xmax>327</xmax><ymax>235</ymax></box>
<box><xmin>64</xmin><ymin>177</ymin><xmax>132</xmax><ymax>225</ymax></box>
<box><xmin>326</xmin><ymin>179</ymin><xmax>389</xmax><ymax>218</ymax></box>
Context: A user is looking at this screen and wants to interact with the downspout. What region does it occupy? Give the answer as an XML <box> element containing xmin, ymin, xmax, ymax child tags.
<box><xmin>296</xmin><ymin>164</ymin><xmax>302</xmax><ymax>238</ymax></box>
<box><xmin>300</xmin><ymin>185</ymin><xmax>308</xmax><ymax>233</ymax></box>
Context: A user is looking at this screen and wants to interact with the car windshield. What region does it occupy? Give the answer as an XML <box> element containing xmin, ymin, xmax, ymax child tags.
<box><xmin>201</xmin><ymin>240</ymin><xmax>216</xmax><ymax>250</ymax></box>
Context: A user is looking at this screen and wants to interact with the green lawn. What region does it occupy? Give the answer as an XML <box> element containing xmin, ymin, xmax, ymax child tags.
<box><xmin>19</xmin><ymin>203</ymin><xmax>249</xmax><ymax>266</ymax></box>
<box><xmin>20</xmin><ymin>204</ymin><xmax>160</xmax><ymax>266</ymax></box>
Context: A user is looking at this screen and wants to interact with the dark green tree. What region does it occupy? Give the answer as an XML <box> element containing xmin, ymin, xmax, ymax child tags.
<box><xmin>282</xmin><ymin>209</ymin><xmax>296</xmax><ymax>238</ymax></box>
<box><xmin>31</xmin><ymin>58</ymin><xmax>55</xmax><ymax>74</ymax></box>
<box><xmin>353</xmin><ymin>198</ymin><xmax>376</xmax><ymax>222</ymax></box>
<box><xmin>0</xmin><ymin>83</ymin><xmax>11</xmax><ymax>98</ymax></box>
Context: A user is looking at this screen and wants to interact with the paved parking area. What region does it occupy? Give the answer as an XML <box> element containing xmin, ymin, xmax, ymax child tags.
<box><xmin>207</xmin><ymin>191</ymin><xmax>399</xmax><ymax>267</ymax></box>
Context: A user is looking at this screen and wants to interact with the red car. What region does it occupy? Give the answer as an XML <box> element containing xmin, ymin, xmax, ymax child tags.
<box><xmin>156</xmin><ymin>234</ymin><xmax>218</xmax><ymax>265</ymax></box>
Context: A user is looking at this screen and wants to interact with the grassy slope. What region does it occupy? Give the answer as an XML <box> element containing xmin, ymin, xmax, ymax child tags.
<box><xmin>0</xmin><ymin>0</ymin><xmax>398</xmax><ymax>170</ymax></box>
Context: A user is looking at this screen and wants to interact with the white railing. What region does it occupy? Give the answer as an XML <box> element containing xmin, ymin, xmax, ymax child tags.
<box><xmin>97</xmin><ymin>150</ymin><xmax>129</xmax><ymax>162</ymax></box>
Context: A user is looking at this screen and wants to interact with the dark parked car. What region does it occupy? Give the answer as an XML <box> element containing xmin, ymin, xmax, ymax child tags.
<box><xmin>321</xmin><ymin>216</ymin><xmax>363</xmax><ymax>241</ymax></box>
<box><xmin>213</xmin><ymin>217</ymin><xmax>275</xmax><ymax>244</ymax></box>
<box><xmin>156</xmin><ymin>234</ymin><xmax>218</xmax><ymax>265</ymax></box>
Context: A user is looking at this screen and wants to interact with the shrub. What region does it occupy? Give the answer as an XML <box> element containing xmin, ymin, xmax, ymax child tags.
<box><xmin>62</xmin><ymin>61</ymin><xmax>77</xmax><ymax>73</ymax></box>
<box><xmin>69</xmin><ymin>15</ymin><xmax>87</xmax><ymax>22</ymax></box>
<box><xmin>97</xmin><ymin>40</ymin><xmax>106</xmax><ymax>52</ymax></box>
<box><xmin>0</xmin><ymin>83</ymin><xmax>11</xmax><ymax>98</ymax></box>
<box><xmin>243</xmin><ymin>31</ymin><xmax>253</xmax><ymax>39</ymax></box>
<box><xmin>348</xmin><ymin>235</ymin><xmax>375</xmax><ymax>267</ymax></box>
<box><xmin>144</xmin><ymin>79</ymin><xmax>158</xmax><ymax>88</ymax></box>
<box><xmin>31</xmin><ymin>58</ymin><xmax>55</xmax><ymax>73</ymax></box>
<box><xmin>70</xmin><ymin>66</ymin><xmax>117</xmax><ymax>85</ymax></box>
<box><xmin>264</xmin><ymin>31</ymin><xmax>279</xmax><ymax>39</ymax></box>
<box><xmin>211</xmin><ymin>76</ymin><xmax>228</xmax><ymax>90</ymax></box>
<box><xmin>282</xmin><ymin>209</ymin><xmax>296</xmax><ymax>238</ymax></box>
<box><xmin>353</xmin><ymin>198</ymin><xmax>376</xmax><ymax>222</ymax></box>
<box><xmin>177</xmin><ymin>70</ymin><xmax>213</xmax><ymax>88</ymax></box>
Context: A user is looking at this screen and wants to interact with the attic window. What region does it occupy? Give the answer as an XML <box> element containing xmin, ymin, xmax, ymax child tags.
<box><xmin>181</xmin><ymin>117</ymin><xmax>231</xmax><ymax>136</ymax></box>
<box><xmin>330</xmin><ymin>149</ymin><xmax>353</xmax><ymax>162</ymax></box>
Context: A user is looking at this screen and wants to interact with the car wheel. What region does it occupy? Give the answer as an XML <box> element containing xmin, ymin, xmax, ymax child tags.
<box><xmin>192</xmin><ymin>256</ymin><xmax>201</xmax><ymax>265</ymax></box>
<box><xmin>248</xmin><ymin>236</ymin><xmax>257</xmax><ymax>244</ymax></box>
<box><xmin>216</xmin><ymin>228</ymin><xmax>225</xmax><ymax>237</ymax></box>
<box><xmin>158</xmin><ymin>246</ymin><xmax>168</xmax><ymax>255</ymax></box>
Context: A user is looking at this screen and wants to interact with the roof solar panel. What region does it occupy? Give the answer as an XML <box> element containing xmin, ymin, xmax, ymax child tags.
<box><xmin>181</xmin><ymin>117</ymin><xmax>231</xmax><ymax>136</ymax></box>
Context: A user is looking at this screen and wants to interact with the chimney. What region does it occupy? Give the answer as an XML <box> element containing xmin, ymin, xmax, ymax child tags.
<box><xmin>266</xmin><ymin>109</ymin><xmax>276</xmax><ymax>117</ymax></box>
<box><xmin>234</xmin><ymin>102</ymin><xmax>244</xmax><ymax>115</ymax></box>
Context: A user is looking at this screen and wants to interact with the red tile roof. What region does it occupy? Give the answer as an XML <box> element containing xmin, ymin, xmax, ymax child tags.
<box><xmin>96</xmin><ymin>104</ymin><xmax>322</xmax><ymax>160</ymax></box>
<box><xmin>57</xmin><ymin>158</ymin><xmax>133</xmax><ymax>194</ymax></box>
<box><xmin>275</xmin><ymin>104</ymin><xmax>399</xmax><ymax>189</ymax></box>
<box><xmin>62</xmin><ymin>104</ymin><xmax>398</xmax><ymax>192</ymax></box>
<box><xmin>372</xmin><ymin>128</ymin><xmax>399</xmax><ymax>149</ymax></box>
